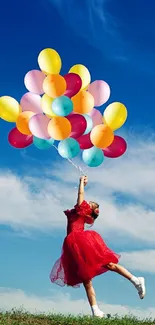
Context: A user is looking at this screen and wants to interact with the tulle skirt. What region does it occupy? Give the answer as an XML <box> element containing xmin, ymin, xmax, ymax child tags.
<box><xmin>50</xmin><ymin>230</ymin><xmax>120</xmax><ymax>287</ymax></box>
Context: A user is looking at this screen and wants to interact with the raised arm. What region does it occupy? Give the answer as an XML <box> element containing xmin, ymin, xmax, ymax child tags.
<box><xmin>77</xmin><ymin>176</ymin><xmax>88</xmax><ymax>206</ymax></box>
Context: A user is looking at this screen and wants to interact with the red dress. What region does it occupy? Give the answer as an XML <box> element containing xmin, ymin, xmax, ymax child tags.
<box><xmin>50</xmin><ymin>201</ymin><xmax>120</xmax><ymax>287</ymax></box>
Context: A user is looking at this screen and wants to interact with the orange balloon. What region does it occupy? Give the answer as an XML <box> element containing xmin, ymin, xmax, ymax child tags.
<box><xmin>48</xmin><ymin>116</ymin><xmax>71</xmax><ymax>140</ymax></box>
<box><xmin>43</xmin><ymin>74</ymin><xmax>66</xmax><ymax>98</ymax></box>
<box><xmin>72</xmin><ymin>90</ymin><xmax>94</xmax><ymax>114</ymax></box>
<box><xmin>16</xmin><ymin>111</ymin><xmax>35</xmax><ymax>135</ymax></box>
<box><xmin>90</xmin><ymin>124</ymin><xmax>114</xmax><ymax>149</ymax></box>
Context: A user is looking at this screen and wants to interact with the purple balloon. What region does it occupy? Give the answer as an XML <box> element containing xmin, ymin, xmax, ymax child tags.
<box><xmin>88</xmin><ymin>80</ymin><xmax>110</xmax><ymax>106</ymax></box>
<box><xmin>77</xmin><ymin>133</ymin><xmax>93</xmax><ymax>149</ymax></box>
<box><xmin>64</xmin><ymin>73</ymin><xmax>82</xmax><ymax>98</ymax></box>
<box><xmin>29</xmin><ymin>114</ymin><xmax>50</xmax><ymax>139</ymax></box>
<box><xmin>67</xmin><ymin>114</ymin><xmax>87</xmax><ymax>139</ymax></box>
<box><xmin>20</xmin><ymin>93</ymin><xmax>42</xmax><ymax>114</ymax></box>
<box><xmin>88</xmin><ymin>108</ymin><xmax>103</xmax><ymax>127</ymax></box>
<box><xmin>24</xmin><ymin>70</ymin><xmax>45</xmax><ymax>95</ymax></box>
<box><xmin>103</xmin><ymin>135</ymin><xmax>127</xmax><ymax>158</ymax></box>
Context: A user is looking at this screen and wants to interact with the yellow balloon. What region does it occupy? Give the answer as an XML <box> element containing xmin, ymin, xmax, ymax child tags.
<box><xmin>103</xmin><ymin>102</ymin><xmax>127</xmax><ymax>131</ymax></box>
<box><xmin>0</xmin><ymin>96</ymin><xmax>21</xmax><ymax>122</ymax></box>
<box><xmin>38</xmin><ymin>48</ymin><xmax>62</xmax><ymax>75</ymax></box>
<box><xmin>41</xmin><ymin>94</ymin><xmax>57</xmax><ymax>118</ymax></box>
<box><xmin>69</xmin><ymin>64</ymin><xmax>91</xmax><ymax>90</ymax></box>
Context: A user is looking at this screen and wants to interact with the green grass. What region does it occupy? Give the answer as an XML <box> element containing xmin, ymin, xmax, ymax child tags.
<box><xmin>0</xmin><ymin>311</ymin><xmax>154</xmax><ymax>325</ymax></box>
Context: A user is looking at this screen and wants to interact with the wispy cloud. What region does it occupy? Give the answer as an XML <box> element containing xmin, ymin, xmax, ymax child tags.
<box><xmin>41</xmin><ymin>0</ymin><xmax>125</xmax><ymax>60</ymax></box>
<box><xmin>41</xmin><ymin>0</ymin><xmax>155</xmax><ymax>73</ymax></box>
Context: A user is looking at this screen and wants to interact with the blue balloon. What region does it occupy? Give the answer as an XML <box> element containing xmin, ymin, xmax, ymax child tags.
<box><xmin>58</xmin><ymin>138</ymin><xmax>80</xmax><ymax>159</ymax></box>
<box><xmin>52</xmin><ymin>96</ymin><xmax>73</xmax><ymax>116</ymax></box>
<box><xmin>33</xmin><ymin>136</ymin><xmax>54</xmax><ymax>150</ymax></box>
<box><xmin>82</xmin><ymin>147</ymin><xmax>104</xmax><ymax>167</ymax></box>
<box><xmin>83</xmin><ymin>114</ymin><xmax>93</xmax><ymax>135</ymax></box>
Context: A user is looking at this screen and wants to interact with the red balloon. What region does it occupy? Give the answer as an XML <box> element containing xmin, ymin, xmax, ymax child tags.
<box><xmin>77</xmin><ymin>132</ymin><xmax>93</xmax><ymax>149</ymax></box>
<box><xmin>64</xmin><ymin>73</ymin><xmax>82</xmax><ymax>98</ymax></box>
<box><xmin>67</xmin><ymin>114</ymin><xmax>87</xmax><ymax>139</ymax></box>
<box><xmin>8</xmin><ymin>127</ymin><xmax>33</xmax><ymax>149</ymax></box>
<box><xmin>103</xmin><ymin>135</ymin><xmax>127</xmax><ymax>158</ymax></box>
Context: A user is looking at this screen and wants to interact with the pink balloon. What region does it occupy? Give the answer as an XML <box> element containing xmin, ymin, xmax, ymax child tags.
<box><xmin>20</xmin><ymin>93</ymin><xmax>42</xmax><ymax>114</ymax></box>
<box><xmin>77</xmin><ymin>133</ymin><xmax>93</xmax><ymax>149</ymax></box>
<box><xmin>67</xmin><ymin>114</ymin><xmax>87</xmax><ymax>139</ymax></box>
<box><xmin>103</xmin><ymin>135</ymin><xmax>127</xmax><ymax>158</ymax></box>
<box><xmin>88</xmin><ymin>108</ymin><xmax>103</xmax><ymax>126</ymax></box>
<box><xmin>24</xmin><ymin>70</ymin><xmax>45</xmax><ymax>95</ymax></box>
<box><xmin>8</xmin><ymin>127</ymin><xmax>33</xmax><ymax>149</ymax></box>
<box><xmin>29</xmin><ymin>114</ymin><xmax>50</xmax><ymax>139</ymax></box>
<box><xmin>88</xmin><ymin>80</ymin><xmax>110</xmax><ymax>106</ymax></box>
<box><xmin>64</xmin><ymin>73</ymin><xmax>82</xmax><ymax>98</ymax></box>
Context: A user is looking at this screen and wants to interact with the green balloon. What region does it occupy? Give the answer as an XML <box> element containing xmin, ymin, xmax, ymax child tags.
<box><xmin>58</xmin><ymin>138</ymin><xmax>80</xmax><ymax>159</ymax></box>
<box><xmin>33</xmin><ymin>136</ymin><xmax>54</xmax><ymax>150</ymax></box>
<box><xmin>82</xmin><ymin>147</ymin><xmax>104</xmax><ymax>167</ymax></box>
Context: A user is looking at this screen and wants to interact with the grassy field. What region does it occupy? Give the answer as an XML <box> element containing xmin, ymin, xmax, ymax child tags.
<box><xmin>0</xmin><ymin>311</ymin><xmax>154</xmax><ymax>325</ymax></box>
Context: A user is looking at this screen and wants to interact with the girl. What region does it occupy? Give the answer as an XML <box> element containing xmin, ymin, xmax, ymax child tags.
<box><xmin>50</xmin><ymin>176</ymin><xmax>146</xmax><ymax>318</ymax></box>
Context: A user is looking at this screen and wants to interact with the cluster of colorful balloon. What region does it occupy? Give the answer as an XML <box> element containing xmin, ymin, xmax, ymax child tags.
<box><xmin>0</xmin><ymin>48</ymin><xmax>128</xmax><ymax>167</ymax></box>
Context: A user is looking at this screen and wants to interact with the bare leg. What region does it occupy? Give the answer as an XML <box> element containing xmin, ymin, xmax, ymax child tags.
<box><xmin>83</xmin><ymin>280</ymin><xmax>97</xmax><ymax>306</ymax></box>
<box><xmin>105</xmin><ymin>262</ymin><xmax>133</xmax><ymax>280</ymax></box>
<box><xmin>105</xmin><ymin>263</ymin><xmax>146</xmax><ymax>299</ymax></box>
<box><xmin>83</xmin><ymin>280</ymin><xmax>104</xmax><ymax>317</ymax></box>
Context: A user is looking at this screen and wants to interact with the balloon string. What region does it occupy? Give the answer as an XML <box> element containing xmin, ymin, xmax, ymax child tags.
<box><xmin>52</xmin><ymin>144</ymin><xmax>86</xmax><ymax>175</ymax></box>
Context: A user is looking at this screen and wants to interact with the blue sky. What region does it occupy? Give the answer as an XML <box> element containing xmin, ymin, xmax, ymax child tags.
<box><xmin>0</xmin><ymin>0</ymin><xmax>155</xmax><ymax>318</ymax></box>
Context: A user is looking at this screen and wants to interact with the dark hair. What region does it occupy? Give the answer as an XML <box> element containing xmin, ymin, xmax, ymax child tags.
<box><xmin>89</xmin><ymin>201</ymin><xmax>99</xmax><ymax>220</ymax></box>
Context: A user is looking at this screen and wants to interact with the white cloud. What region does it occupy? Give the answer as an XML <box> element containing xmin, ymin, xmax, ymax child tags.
<box><xmin>121</xmin><ymin>250</ymin><xmax>155</xmax><ymax>273</ymax></box>
<box><xmin>0</xmin><ymin>287</ymin><xmax>88</xmax><ymax>315</ymax></box>
<box><xmin>0</xmin><ymin>171</ymin><xmax>74</xmax><ymax>232</ymax></box>
<box><xmin>0</xmin><ymin>287</ymin><xmax>154</xmax><ymax>319</ymax></box>
<box><xmin>1</xmin><ymin>133</ymin><xmax>155</xmax><ymax>245</ymax></box>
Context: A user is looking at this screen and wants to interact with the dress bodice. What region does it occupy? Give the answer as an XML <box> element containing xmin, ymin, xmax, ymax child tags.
<box><xmin>64</xmin><ymin>200</ymin><xmax>93</xmax><ymax>235</ymax></box>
